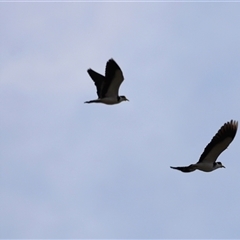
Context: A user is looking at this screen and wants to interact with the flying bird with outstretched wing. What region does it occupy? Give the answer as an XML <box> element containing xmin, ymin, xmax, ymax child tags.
<box><xmin>85</xmin><ymin>58</ymin><xmax>129</xmax><ymax>105</ymax></box>
<box><xmin>170</xmin><ymin>120</ymin><xmax>238</xmax><ymax>173</ymax></box>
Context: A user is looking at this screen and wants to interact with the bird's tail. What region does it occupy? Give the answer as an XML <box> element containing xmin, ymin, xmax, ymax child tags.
<box><xmin>170</xmin><ymin>164</ymin><xmax>196</xmax><ymax>173</ymax></box>
<box><xmin>84</xmin><ymin>99</ymin><xmax>101</xmax><ymax>104</ymax></box>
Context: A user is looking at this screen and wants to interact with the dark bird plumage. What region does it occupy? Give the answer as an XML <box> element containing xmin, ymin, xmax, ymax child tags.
<box><xmin>170</xmin><ymin>120</ymin><xmax>238</xmax><ymax>173</ymax></box>
<box><xmin>85</xmin><ymin>59</ymin><xmax>128</xmax><ymax>105</ymax></box>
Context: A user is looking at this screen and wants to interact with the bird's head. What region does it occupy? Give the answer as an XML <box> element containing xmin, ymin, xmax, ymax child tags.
<box><xmin>216</xmin><ymin>162</ymin><xmax>225</xmax><ymax>169</ymax></box>
<box><xmin>119</xmin><ymin>96</ymin><xmax>129</xmax><ymax>102</ymax></box>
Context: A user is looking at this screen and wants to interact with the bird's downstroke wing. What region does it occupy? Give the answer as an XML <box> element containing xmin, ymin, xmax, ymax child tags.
<box><xmin>102</xmin><ymin>59</ymin><xmax>124</xmax><ymax>98</ymax></box>
<box><xmin>198</xmin><ymin>120</ymin><xmax>238</xmax><ymax>163</ymax></box>
<box><xmin>87</xmin><ymin>69</ymin><xmax>105</xmax><ymax>98</ymax></box>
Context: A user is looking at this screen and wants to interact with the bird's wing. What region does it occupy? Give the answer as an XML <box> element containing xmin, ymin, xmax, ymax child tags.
<box><xmin>170</xmin><ymin>165</ymin><xmax>197</xmax><ymax>173</ymax></box>
<box><xmin>102</xmin><ymin>59</ymin><xmax>124</xmax><ymax>98</ymax></box>
<box><xmin>87</xmin><ymin>69</ymin><xmax>105</xmax><ymax>98</ymax></box>
<box><xmin>197</xmin><ymin>120</ymin><xmax>238</xmax><ymax>163</ymax></box>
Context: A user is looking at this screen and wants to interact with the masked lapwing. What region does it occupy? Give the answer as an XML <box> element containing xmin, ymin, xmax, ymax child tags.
<box><xmin>85</xmin><ymin>58</ymin><xmax>129</xmax><ymax>105</ymax></box>
<box><xmin>171</xmin><ymin>120</ymin><xmax>238</xmax><ymax>173</ymax></box>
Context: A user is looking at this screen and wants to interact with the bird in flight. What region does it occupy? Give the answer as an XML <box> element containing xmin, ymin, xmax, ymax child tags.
<box><xmin>85</xmin><ymin>58</ymin><xmax>129</xmax><ymax>105</ymax></box>
<box><xmin>170</xmin><ymin>120</ymin><xmax>238</xmax><ymax>173</ymax></box>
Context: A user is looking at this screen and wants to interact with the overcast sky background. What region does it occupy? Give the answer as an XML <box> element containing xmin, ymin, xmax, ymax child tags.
<box><xmin>1</xmin><ymin>2</ymin><xmax>240</xmax><ymax>239</ymax></box>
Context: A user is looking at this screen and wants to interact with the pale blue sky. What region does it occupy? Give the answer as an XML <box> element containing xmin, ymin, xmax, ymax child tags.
<box><xmin>1</xmin><ymin>2</ymin><xmax>240</xmax><ymax>239</ymax></box>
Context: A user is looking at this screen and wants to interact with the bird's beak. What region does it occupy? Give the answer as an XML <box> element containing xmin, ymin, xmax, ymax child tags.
<box><xmin>126</xmin><ymin>98</ymin><xmax>129</xmax><ymax>101</ymax></box>
<box><xmin>222</xmin><ymin>165</ymin><xmax>225</xmax><ymax>168</ymax></box>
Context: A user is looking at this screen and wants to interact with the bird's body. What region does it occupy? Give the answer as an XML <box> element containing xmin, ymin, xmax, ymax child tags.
<box><xmin>85</xmin><ymin>59</ymin><xmax>129</xmax><ymax>105</ymax></box>
<box><xmin>85</xmin><ymin>96</ymin><xmax>127</xmax><ymax>105</ymax></box>
<box><xmin>170</xmin><ymin>120</ymin><xmax>238</xmax><ymax>173</ymax></box>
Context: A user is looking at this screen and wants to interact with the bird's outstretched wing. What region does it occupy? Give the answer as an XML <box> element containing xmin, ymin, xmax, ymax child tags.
<box><xmin>170</xmin><ymin>165</ymin><xmax>197</xmax><ymax>173</ymax></box>
<box><xmin>87</xmin><ymin>69</ymin><xmax>105</xmax><ymax>98</ymax></box>
<box><xmin>198</xmin><ymin>120</ymin><xmax>238</xmax><ymax>163</ymax></box>
<box><xmin>102</xmin><ymin>59</ymin><xmax>124</xmax><ymax>98</ymax></box>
